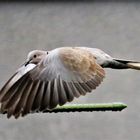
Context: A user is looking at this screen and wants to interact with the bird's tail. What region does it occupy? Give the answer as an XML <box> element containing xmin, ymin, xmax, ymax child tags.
<box><xmin>113</xmin><ymin>59</ymin><xmax>140</xmax><ymax>70</ymax></box>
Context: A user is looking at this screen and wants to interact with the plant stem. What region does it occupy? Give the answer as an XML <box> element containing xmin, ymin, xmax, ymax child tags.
<box><xmin>42</xmin><ymin>102</ymin><xmax>127</xmax><ymax>113</ymax></box>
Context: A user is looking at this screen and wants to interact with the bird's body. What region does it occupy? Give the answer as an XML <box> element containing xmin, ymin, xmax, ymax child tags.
<box><xmin>0</xmin><ymin>47</ymin><xmax>140</xmax><ymax>118</ymax></box>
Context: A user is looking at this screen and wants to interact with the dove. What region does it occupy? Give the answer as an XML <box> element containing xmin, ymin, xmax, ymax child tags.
<box><xmin>0</xmin><ymin>47</ymin><xmax>140</xmax><ymax>119</ymax></box>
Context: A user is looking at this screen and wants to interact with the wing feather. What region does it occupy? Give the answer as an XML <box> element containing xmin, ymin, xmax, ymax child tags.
<box><xmin>0</xmin><ymin>47</ymin><xmax>105</xmax><ymax>118</ymax></box>
<box><xmin>62</xmin><ymin>81</ymin><xmax>74</xmax><ymax>102</ymax></box>
<box><xmin>0</xmin><ymin>72</ymin><xmax>18</xmax><ymax>100</ymax></box>
<box><xmin>0</xmin><ymin>64</ymin><xmax>36</xmax><ymax>101</ymax></box>
<box><xmin>68</xmin><ymin>82</ymin><xmax>81</xmax><ymax>98</ymax></box>
<box><xmin>4</xmin><ymin>76</ymin><xmax>29</xmax><ymax>110</ymax></box>
<box><xmin>73</xmin><ymin>83</ymin><xmax>87</xmax><ymax>96</ymax></box>
<box><xmin>22</xmin><ymin>81</ymin><xmax>40</xmax><ymax>116</ymax></box>
<box><xmin>79</xmin><ymin>83</ymin><xmax>92</xmax><ymax>93</ymax></box>
<box><xmin>0</xmin><ymin>73</ymin><xmax>26</xmax><ymax>102</ymax></box>
<box><xmin>57</xmin><ymin>77</ymin><xmax>67</xmax><ymax>106</ymax></box>
<box><xmin>14</xmin><ymin>81</ymin><xmax>33</xmax><ymax>117</ymax></box>
<box><xmin>31</xmin><ymin>81</ymin><xmax>45</xmax><ymax>111</ymax></box>
<box><xmin>8</xmin><ymin>79</ymin><xmax>33</xmax><ymax>118</ymax></box>
<box><xmin>49</xmin><ymin>79</ymin><xmax>59</xmax><ymax>109</ymax></box>
<box><xmin>40</xmin><ymin>81</ymin><xmax>51</xmax><ymax>111</ymax></box>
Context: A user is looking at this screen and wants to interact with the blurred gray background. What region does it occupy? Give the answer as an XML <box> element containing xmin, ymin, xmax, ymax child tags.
<box><xmin>0</xmin><ymin>2</ymin><xmax>140</xmax><ymax>140</ymax></box>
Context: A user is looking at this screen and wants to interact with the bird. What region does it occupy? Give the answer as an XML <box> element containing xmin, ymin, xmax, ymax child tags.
<box><xmin>0</xmin><ymin>47</ymin><xmax>140</xmax><ymax>119</ymax></box>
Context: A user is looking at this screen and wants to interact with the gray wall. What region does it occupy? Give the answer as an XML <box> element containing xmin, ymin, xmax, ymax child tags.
<box><xmin>0</xmin><ymin>2</ymin><xmax>140</xmax><ymax>140</ymax></box>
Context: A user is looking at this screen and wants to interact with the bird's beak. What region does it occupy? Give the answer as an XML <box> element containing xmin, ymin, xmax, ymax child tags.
<box><xmin>24</xmin><ymin>59</ymin><xmax>31</xmax><ymax>66</ymax></box>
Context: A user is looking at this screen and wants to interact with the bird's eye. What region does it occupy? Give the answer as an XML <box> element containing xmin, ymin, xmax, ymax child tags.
<box><xmin>47</xmin><ymin>52</ymin><xmax>49</xmax><ymax>54</ymax></box>
<box><xmin>34</xmin><ymin>54</ymin><xmax>37</xmax><ymax>58</ymax></box>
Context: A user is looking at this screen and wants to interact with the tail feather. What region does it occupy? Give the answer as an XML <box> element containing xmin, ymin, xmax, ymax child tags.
<box><xmin>127</xmin><ymin>62</ymin><xmax>140</xmax><ymax>70</ymax></box>
<box><xmin>114</xmin><ymin>59</ymin><xmax>140</xmax><ymax>70</ymax></box>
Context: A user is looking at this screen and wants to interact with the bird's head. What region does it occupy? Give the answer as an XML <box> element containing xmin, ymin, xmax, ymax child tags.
<box><xmin>25</xmin><ymin>50</ymin><xmax>48</xmax><ymax>66</ymax></box>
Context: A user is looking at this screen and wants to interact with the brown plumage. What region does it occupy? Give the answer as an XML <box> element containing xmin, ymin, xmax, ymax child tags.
<box><xmin>0</xmin><ymin>47</ymin><xmax>140</xmax><ymax>119</ymax></box>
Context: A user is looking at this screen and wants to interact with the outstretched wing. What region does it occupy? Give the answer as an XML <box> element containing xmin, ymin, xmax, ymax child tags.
<box><xmin>0</xmin><ymin>47</ymin><xmax>105</xmax><ymax>118</ymax></box>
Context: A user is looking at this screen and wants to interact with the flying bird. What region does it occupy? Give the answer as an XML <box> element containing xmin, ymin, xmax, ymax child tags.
<box><xmin>0</xmin><ymin>47</ymin><xmax>140</xmax><ymax>118</ymax></box>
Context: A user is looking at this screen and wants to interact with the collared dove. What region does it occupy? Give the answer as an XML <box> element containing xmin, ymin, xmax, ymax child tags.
<box><xmin>0</xmin><ymin>47</ymin><xmax>140</xmax><ymax>118</ymax></box>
